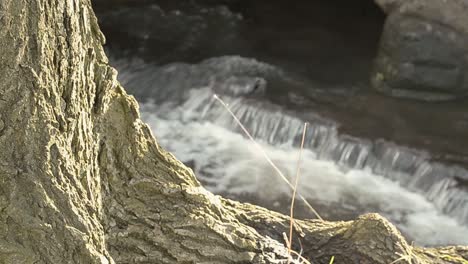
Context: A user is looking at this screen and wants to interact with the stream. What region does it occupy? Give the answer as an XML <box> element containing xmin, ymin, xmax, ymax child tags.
<box><xmin>98</xmin><ymin>0</ymin><xmax>468</xmax><ymax>247</ymax></box>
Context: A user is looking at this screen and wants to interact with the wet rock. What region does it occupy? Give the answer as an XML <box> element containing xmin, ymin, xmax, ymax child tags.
<box><xmin>372</xmin><ymin>0</ymin><xmax>468</xmax><ymax>101</ymax></box>
<box><xmin>113</xmin><ymin>55</ymin><xmax>289</xmax><ymax>103</ymax></box>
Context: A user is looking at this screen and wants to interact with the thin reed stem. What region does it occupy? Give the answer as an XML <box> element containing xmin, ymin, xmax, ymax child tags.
<box><xmin>212</xmin><ymin>94</ymin><xmax>322</xmax><ymax>221</ymax></box>
<box><xmin>288</xmin><ymin>123</ymin><xmax>307</xmax><ymax>263</ymax></box>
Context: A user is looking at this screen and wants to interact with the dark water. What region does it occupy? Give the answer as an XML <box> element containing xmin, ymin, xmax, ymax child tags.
<box><xmin>96</xmin><ymin>0</ymin><xmax>468</xmax><ymax>246</ymax></box>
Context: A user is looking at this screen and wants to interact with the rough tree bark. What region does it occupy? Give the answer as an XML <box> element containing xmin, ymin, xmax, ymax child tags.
<box><xmin>0</xmin><ymin>0</ymin><xmax>466</xmax><ymax>263</ymax></box>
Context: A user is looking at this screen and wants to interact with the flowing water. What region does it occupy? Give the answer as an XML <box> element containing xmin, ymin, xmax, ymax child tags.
<box><xmin>99</xmin><ymin>1</ymin><xmax>468</xmax><ymax>247</ymax></box>
<box><xmin>110</xmin><ymin>56</ymin><xmax>468</xmax><ymax>247</ymax></box>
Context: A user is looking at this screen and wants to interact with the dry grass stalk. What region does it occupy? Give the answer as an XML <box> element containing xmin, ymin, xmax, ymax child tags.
<box><xmin>287</xmin><ymin>122</ymin><xmax>308</xmax><ymax>264</ymax></box>
<box><xmin>212</xmin><ymin>94</ymin><xmax>322</xmax><ymax>220</ymax></box>
<box><xmin>213</xmin><ymin>94</ymin><xmax>333</xmax><ymax>264</ymax></box>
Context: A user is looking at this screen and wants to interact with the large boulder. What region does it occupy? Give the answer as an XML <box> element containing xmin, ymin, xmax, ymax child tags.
<box><xmin>372</xmin><ymin>0</ymin><xmax>468</xmax><ymax>101</ymax></box>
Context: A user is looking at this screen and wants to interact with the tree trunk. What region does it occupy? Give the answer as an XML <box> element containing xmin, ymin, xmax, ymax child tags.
<box><xmin>0</xmin><ymin>0</ymin><xmax>466</xmax><ymax>263</ymax></box>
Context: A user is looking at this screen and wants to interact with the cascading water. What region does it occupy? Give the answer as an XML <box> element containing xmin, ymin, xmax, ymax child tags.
<box><xmin>111</xmin><ymin>55</ymin><xmax>468</xmax><ymax>247</ymax></box>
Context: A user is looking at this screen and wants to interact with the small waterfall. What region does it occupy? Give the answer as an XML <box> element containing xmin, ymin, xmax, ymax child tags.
<box><xmin>114</xmin><ymin>55</ymin><xmax>468</xmax><ymax>231</ymax></box>
<box><xmin>167</xmin><ymin>88</ymin><xmax>468</xmax><ymax>226</ymax></box>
